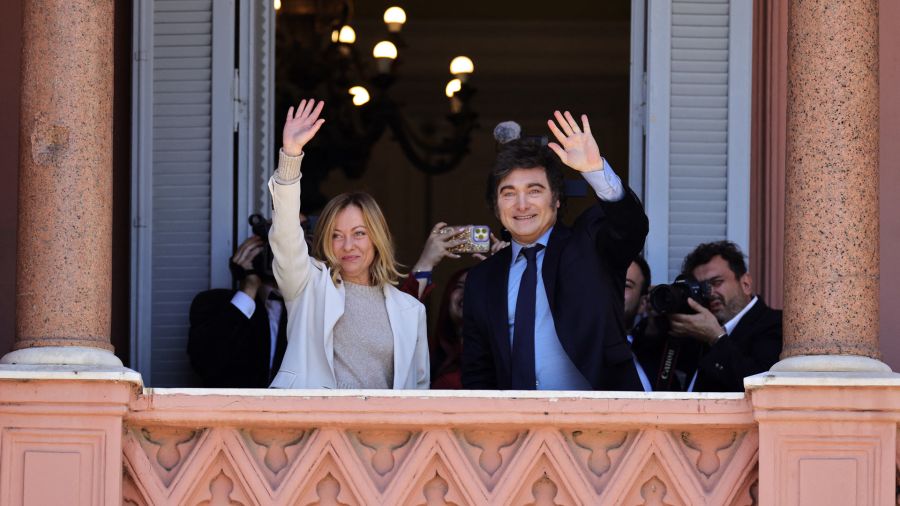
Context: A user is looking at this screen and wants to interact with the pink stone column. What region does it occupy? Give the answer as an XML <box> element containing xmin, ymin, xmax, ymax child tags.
<box><xmin>780</xmin><ymin>0</ymin><xmax>882</xmax><ymax>365</ymax></box>
<box><xmin>3</xmin><ymin>0</ymin><xmax>119</xmax><ymax>365</ymax></box>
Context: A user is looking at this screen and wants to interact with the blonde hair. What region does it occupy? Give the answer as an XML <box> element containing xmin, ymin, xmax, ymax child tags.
<box><xmin>312</xmin><ymin>192</ymin><xmax>403</xmax><ymax>287</ymax></box>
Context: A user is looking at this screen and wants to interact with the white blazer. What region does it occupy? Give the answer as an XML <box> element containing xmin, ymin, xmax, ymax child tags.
<box><xmin>267</xmin><ymin>173</ymin><xmax>429</xmax><ymax>389</ymax></box>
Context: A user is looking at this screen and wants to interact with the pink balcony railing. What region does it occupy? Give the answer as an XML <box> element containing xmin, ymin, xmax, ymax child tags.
<box><xmin>122</xmin><ymin>390</ymin><xmax>757</xmax><ymax>505</ymax></box>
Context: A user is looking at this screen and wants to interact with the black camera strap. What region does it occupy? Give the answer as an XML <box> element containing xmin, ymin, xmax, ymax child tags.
<box><xmin>655</xmin><ymin>336</ymin><xmax>683</xmax><ymax>391</ymax></box>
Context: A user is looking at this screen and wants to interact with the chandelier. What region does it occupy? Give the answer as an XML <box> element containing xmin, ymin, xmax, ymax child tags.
<box><xmin>275</xmin><ymin>1</ymin><xmax>478</xmax><ymax>212</ymax></box>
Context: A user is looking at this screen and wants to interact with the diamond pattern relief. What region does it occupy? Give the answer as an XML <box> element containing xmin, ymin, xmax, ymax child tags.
<box><xmin>391</xmin><ymin>447</ymin><xmax>478</xmax><ymax>506</ymax></box>
<box><xmin>729</xmin><ymin>469</ymin><xmax>759</xmax><ymax>506</ymax></box>
<box><xmin>183</xmin><ymin>450</ymin><xmax>257</xmax><ymax>506</ymax></box>
<box><xmin>452</xmin><ymin>429</ymin><xmax>527</xmax><ymax>492</ymax></box>
<box><xmin>239</xmin><ymin>428</ymin><xmax>313</xmax><ymax>491</ymax></box>
<box><xmin>287</xmin><ymin>444</ymin><xmax>368</xmax><ymax>506</ymax></box>
<box><xmin>671</xmin><ymin>429</ymin><xmax>747</xmax><ymax>491</ymax></box>
<box><xmin>504</xmin><ymin>450</ymin><xmax>580</xmax><ymax>506</ymax></box>
<box><xmin>618</xmin><ymin>455</ymin><xmax>688</xmax><ymax>506</ymax></box>
<box><xmin>122</xmin><ymin>467</ymin><xmax>151</xmax><ymax>506</ymax></box>
<box><xmin>122</xmin><ymin>422</ymin><xmax>759</xmax><ymax>505</ymax></box>
<box><xmin>563</xmin><ymin>429</ymin><xmax>635</xmax><ymax>495</ymax></box>
<box><xmin>346</xmin><ymin>429</ymin><xmax>421</xmax><ymax>492</ymax></box>
<box><xmin>277</xmin><ymin>430</ymin><xmax>383</xmax><ymax>504</ymax></box>
<box><xmin>132</xmin><ymin>426</ymin><xmax>203</xmax><ymax>488</ymax></box>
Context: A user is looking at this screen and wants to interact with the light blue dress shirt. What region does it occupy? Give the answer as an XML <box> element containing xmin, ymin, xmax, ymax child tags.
<box><xmin>506</xmin><ymin>159</ymin><xmax>625</xmax><ymax>390</ymax></box>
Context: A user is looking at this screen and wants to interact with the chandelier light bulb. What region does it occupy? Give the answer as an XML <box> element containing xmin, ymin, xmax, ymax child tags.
<box><xmin>274</xmin><ymin>0</ymin><xmax>281</xmax><ymax>11</ymax></box>
<box><xmin>445</xmin><ymin>78</ymin><xmax>462</xmax><ymax>98</ymax></box>
<box><xmin>383</xmin><ymin>6</ymin><xmax>407</xmax><ymax>32</ymax></box>
<box><xmin>331</xmin><ymin>30</ymin><xmax>339</xmax><ymax>43</ymax></box>
<box><xmin>373</xmin><ymin>41</ymin><xmax>398</xmax><ymax>60</ymax></box>
<box><xmin>349</xmin><ymin>86</ymin><xmax>370</xmax><ymax>106</ymax></box>
<box><xmin>450</xmin><ymin>56</ymin><xmax>474</xmax><ymax>82</ymax></box>
<box><xmin>337</xmin><ymin>25</ymin><xmax>356</xmax><ymax>44</ymax></box>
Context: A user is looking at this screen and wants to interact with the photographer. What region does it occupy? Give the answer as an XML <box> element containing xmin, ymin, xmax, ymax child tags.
<box><xmin>649</xmin><ymin>241</ymin><xmax>783</xmax><ymax>392</ymax></box>
<box><xmin>188</xmin><ymin>233</ymin><xmax>288</xmax><ymax>388</ymax></box>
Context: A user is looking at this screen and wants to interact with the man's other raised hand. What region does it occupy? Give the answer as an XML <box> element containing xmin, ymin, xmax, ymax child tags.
<box><xmin>547</xmin><ymin>110</ymin><xmax>604</xmax><ymax>173</ymax></box>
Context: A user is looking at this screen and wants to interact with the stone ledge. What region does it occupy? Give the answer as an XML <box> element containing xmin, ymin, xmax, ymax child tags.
<box><xmin>145</xmin><ymin>387</ymin><xmax>747</xmax><ymax>400</ymax></box>
<box><xmin>745</xmin><ymin>370</ymin><xmax>900</xmax><ymax>390</ymax></box>
<box><xmin>0</xmin><ymin>364</ymin><xmax>144</xmax><ymax>387</ymax></box>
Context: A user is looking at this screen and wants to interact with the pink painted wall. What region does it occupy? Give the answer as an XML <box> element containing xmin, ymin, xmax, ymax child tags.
<box><xmin>880</xmin><ymin>0</ymin><xmax>900</xmax><ymax>370</ymax></box>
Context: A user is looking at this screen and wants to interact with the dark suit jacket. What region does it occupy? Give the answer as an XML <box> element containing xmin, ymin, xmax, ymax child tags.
<box><xmin>631</xmin><ymin>298</ymin><xmax>783</xmax><ymax>392</ymax></box>
<box><xmin>692</xmin><ymin>298</ymin><xmax>783</xmax><ymax>392</ymax></box>
<box><xmin>187</xmin><ymin>289</ymin><xmax>287</xmax><ymax>388</ymax></box>
<box><xmin>461</xmin><ymin>189</ymin><xmax>649</xmax><ymax>390</ymax></box>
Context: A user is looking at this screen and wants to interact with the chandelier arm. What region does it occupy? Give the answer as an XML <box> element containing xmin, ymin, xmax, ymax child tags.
<box><xmin>385</xmin><ymin>114</ymin><xmax>475</xmax><ymax>174</ymax></box>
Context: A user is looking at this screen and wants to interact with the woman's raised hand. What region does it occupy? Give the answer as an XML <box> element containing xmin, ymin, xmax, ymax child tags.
<box><xmin>546</xmin><ymin>110</ymin><xmax>603</xmax><ymax>173</ymax></box>
<box><xmin>283</xmin><ymin>99</ymin><xmax>325</xmax><ymax>157</ymax></box>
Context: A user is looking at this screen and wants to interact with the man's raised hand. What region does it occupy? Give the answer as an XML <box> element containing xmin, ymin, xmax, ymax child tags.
<box><xmin>547</xmin><ymin>110</ymin><xmax>603</xmax><ymax>173</ymax></box>
<box><xmin>283</xmin><ymin>99</ymin><xmax>325</xmax><ymax>157</ymax></box>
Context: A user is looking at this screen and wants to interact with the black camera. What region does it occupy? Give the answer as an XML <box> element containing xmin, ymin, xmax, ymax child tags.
<box><xmin>247</xmin><ymin>214</ymin><xmax>275</xmax><ymax>281</ymax></box>
<box><xmin>648</xmin><ymin>275</ymin><xmax>712</xmax><ymax>315</ymax></box>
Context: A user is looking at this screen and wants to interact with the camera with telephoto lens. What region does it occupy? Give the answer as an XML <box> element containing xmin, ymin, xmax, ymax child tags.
<box><xmin>249</xmin><ymin>214</ymin><xmax>275</xmax><ymax>281</ymax></box>
<box><xmin>648</xmin><ymin>275</ymin><xmax>712</xmax><ymax>315</ymax></box>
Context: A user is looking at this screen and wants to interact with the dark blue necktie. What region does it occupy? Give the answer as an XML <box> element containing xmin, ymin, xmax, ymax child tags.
<box><xmin>511</xmin><ymin>245</ymin><xmax>544</xmax><ymax>389</ymax></box>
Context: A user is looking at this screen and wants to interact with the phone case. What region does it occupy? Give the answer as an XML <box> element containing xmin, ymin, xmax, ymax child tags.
<box><xmin>440</xmin><ymin>225</ymin><xmax>491</xmax><ymax>254</ymax></box>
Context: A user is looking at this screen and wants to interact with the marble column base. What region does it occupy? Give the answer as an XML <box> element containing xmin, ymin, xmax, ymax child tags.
<box><xmin>770</xmin><ymin>354</ymin><xmax>892</xmax><ymax>373</ymax></box>
<box><xmin>0</xmin><ymin>346</ymin><xmax>123</xmax><ymax>368</ymax></box>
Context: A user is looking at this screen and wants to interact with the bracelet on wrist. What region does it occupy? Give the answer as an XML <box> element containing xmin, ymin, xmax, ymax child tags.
<box><xmin>413</xmin><ymin>270</ymin><xmax>433</xmax><ymax>283</ymax></box>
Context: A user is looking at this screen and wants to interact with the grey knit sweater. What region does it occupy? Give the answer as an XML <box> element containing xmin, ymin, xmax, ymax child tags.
<box><xmin>333</xmin><ymin>281</ymin><xmax>395</xmax><ymax>389</ymax></box>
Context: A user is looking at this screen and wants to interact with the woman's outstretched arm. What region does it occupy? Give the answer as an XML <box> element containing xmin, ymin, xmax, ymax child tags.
<box><xmin>268</xmin><ymin>99</ymin><xmax>325</xmax><ymax>300</ymax></box>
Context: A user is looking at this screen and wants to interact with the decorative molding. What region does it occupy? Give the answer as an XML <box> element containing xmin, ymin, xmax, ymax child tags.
<box><xmin>453</xmin><ymin>429</ymin><xmax>526</xmax><ymax>491</ymax></box>
<box><xmin>287</xmin><ymin>442</ymin><xmax>371</xmax><ymax>506</ymax></box>
<box><xmin>239</xmin><ymin>428</ymin><xmax>312</xmax><ymax>489</ymax></box>
<box><xmin>132</xmin><ymin>427</ymin><xmax>202</xmax><ymax>487</ymax></box>
<box><xmin>120</xmin><ymin>396</ymin><xmax>763</xmax><ymax>504</ymax></box>
<box><xmin>1</xmin><ymin>428</ymin><xmax>106</xmax><ymax>505</ymax></box>
<box><xmin>347</xmin><ymin>429</ymin><xmax>420</xmax><ymax>492</ymax></box>
<box><xmin>673</xmin><ymin>429</ymin><xmax>746</xmax><ymax>491</ymax></box>
<box><xmin>563</xmin><ymin>429</ymin><xmax>635</xmax><ymax>494</ymax></box>
<box><xmin>248</xmin><ymin>0</ymin><xmax>274</xmax><ymax>217</ymax></box>
<box><xmin>185</xmin><ymin>454</ymin><xmax>255</xmax><ymax>506</ymax></box>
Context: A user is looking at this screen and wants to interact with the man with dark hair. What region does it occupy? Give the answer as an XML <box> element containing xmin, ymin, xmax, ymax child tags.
<box><xmin>666</xmin><ymin>240</ymin><xmax>783</xmax><ymax>392</ymax></box>
<box><xmin>462</xmin><ymin>111</ymin><xmax>648</xmax><ymax>391</ymax></box>
<box><xmin>625</xmin><ymin>256</ymin><xmax>651</xmax><ymax>329</ymax></box>
<box><xmin>624</xmin><ymin>257</ymin><xmax>653</xmax><ymax>391</ymax></box>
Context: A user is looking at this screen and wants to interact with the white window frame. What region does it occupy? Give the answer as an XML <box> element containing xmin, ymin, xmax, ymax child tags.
<box><xmin>130</xmin><ymin>0</ymin><xmax>238</xmax><ymax>383</ymax></box>
<box><xmin>635</xmin><ymin>0</ymin><xmax>752</xmax><ymax>284</ymax></box>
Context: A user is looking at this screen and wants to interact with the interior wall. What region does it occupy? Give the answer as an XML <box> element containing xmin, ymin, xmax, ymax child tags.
<box><xmin>0</xmin><ymin>0</ymin><xmax>23</xmax><ymax>357</ymax></box>
<box><xmin>879</xmin><ymin>0</ymin><xmax>900</xmax><ymax>369</ymax></box>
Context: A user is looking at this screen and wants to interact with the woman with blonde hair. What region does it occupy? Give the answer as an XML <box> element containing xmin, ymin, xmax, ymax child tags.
<box><xmin>268</xmin><ymin>98</ymin><xmax>429</xmax><ymax>389</ymax></box>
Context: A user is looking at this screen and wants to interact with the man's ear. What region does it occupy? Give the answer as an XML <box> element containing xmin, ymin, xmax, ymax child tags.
<box><xmin>638</xmin><ymin>294</ymin><xmax>648</xmax><ymax>317</ymax></box>
<box><xmin>740</xmin><ymin>272</ymin><xmax>753</xmax><ymax>296</ymax></box>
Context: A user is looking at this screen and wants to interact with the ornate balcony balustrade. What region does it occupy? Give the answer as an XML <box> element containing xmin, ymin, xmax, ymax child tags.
<box><xmin>121</xmin><ymin>389</ymin><xmax>759</xmax><ymax>505</ymax></box>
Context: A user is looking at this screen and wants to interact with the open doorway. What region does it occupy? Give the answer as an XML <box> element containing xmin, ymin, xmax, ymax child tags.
<box><xmin>274</xmin><ymin>0</ymin><xmax>633</xmax><ymax>276</ymax></box>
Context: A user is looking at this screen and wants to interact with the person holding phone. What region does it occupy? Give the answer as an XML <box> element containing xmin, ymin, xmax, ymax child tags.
<box><xmin>267</xmin><ymin>99</ymin><xmax>429</xmax><ymax>390</ymax></box>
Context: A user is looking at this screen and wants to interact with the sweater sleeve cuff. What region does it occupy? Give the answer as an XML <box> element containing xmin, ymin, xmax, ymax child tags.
<box><xmin>274</xmin><ymin>149</ymin><xmax>304</xmax><ymax>184</ymax></box>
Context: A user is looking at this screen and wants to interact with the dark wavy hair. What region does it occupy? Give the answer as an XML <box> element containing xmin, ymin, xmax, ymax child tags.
<box><xmin>681</xmin><ymin>240</ymin><xmax>747</xmax><ymax>279</ymax></box>
<box><xmin>485</xmin><ymin>137</ymin><xmax>566</xmax><ymax>215</ymax></box>
<box><xmin>632</xmin><ymin>255</ymin><xmax>651</xmax><ymax>295</ymax></box>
